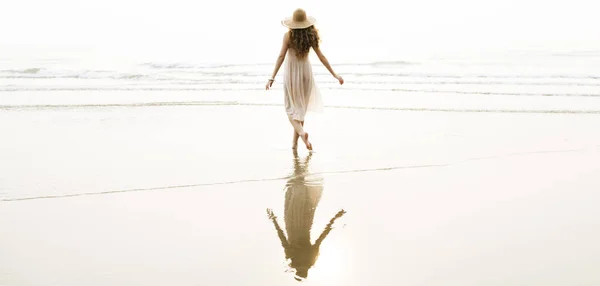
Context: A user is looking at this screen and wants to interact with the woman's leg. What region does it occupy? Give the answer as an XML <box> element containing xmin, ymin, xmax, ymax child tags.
<box><xmin>292</xmin><ymin>121</ymin><xmax>304</xmax><ymax>149</ymax></box>
<box><xmin>292</xmin><ymin>130</ymin><xmax>299</xmax><ymax>149</ymax></box>
<box><xmin>288</xmin><ymin>117</ymin><xmax>311</xmax><ymax>150</ymax></box>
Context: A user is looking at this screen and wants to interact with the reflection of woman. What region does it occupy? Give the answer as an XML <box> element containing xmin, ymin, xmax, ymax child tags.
<box><xmin>267</xmin><ymin>151</ymin><xmax>345</xmax><ymax>281</ymax></box>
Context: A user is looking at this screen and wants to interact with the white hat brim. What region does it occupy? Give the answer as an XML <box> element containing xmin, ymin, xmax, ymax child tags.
<box><xmin>281</xmin><ymin>16</ymin><xmax>316</xmax><ymax>29</ymax></box>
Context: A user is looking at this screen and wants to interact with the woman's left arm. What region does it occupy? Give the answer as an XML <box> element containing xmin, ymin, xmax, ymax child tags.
<box><xmin>266</xmin><ymin>33</ymin><xmax>289</xmax><ymax>90</ymax></box>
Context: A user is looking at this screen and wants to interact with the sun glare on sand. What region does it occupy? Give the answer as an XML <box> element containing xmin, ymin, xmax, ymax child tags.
<box><xmin>307</xmin><ymin>242</ymin><xmax>348</xmax><ymax>282</ymax></box>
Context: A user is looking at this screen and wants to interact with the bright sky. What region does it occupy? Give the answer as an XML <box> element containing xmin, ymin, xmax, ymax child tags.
<box><xmin>1</xmin><ymin>0</ymin><xmax>598</xmax><ymax>62</ymax></box>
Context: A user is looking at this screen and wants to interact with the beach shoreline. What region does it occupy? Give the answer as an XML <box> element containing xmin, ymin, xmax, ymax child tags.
<box><xmin>2</xmin><ymin>89</ymin><xmax>600</xmax><ymax>285</ymax></box>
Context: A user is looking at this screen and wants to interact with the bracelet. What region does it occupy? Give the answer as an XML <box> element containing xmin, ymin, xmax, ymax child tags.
<box><xmin>268</xmin><ymin>78</ymin><xmax>274</xmax><ymax>81</ymax></box>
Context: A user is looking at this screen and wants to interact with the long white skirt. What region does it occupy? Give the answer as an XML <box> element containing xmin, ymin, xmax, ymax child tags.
<box><xmin>283</xmin><ymin>49</ymin><xmax>324</xmax><ymax>121</ymax></box>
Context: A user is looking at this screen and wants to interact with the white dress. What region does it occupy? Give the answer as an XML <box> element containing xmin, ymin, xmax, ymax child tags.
<box><xmin>283</xmin><ymin>49</ymin><xmax>324</xmax><ymax>121</ymax></box>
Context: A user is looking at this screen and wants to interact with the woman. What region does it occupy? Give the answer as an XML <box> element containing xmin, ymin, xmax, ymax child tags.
<box><xmin>266</xmin><ymin>8</ymin><xmax>344</xmax><ymax>151</ymax></box>
<box><xmin>266</xmin><ymin>151</ymin><xmax>346</xmax><ymax>281</ymax></box>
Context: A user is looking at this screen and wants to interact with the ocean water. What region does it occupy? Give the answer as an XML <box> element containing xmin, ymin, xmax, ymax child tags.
<box><xmin>2</xmin><ymin>50</ymin><xmax>600</xmax><ymax>114</ymax></box>
<box><xmin>2</xmin><ymin>51</ymin><xmax>600</xmax><ymax>93</ymax></box>
<box><xmin>1</xmin><ymin>49</ymin><xmax>600</xmax><ymax>126</ymax></box>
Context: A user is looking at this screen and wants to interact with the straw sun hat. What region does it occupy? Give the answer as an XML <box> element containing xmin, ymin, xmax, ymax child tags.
<box><xmin>281</xmin><ymin>9</ymin><xmax>316</xmax><ymax>29</ymax></box>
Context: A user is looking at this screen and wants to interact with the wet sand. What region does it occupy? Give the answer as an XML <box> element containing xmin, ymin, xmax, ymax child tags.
<box><xmin>1</xmin><ymin>92</ymin><xmax>600</xmax><ymax>285</ymax></box>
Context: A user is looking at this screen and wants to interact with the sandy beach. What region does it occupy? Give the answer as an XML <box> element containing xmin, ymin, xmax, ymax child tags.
<box><xmin>1</xmin><ymin>91</ymin><xmax>600</xmax><ymax>285</ymax></box>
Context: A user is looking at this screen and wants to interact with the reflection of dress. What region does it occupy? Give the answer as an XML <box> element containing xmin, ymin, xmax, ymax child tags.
<box><xmin>268</xmin><ymin>153</ymin><xmax>345</xmax><ymax>280</ymax></box>
<box><xmin>283</xmin><ymin>49</ymin><xmax>324</xmax><ymax>121</ymax></box>
<box><xmin>284</xmin><ymin>172</ymin><xmax>323</xmax><ymax>246</ymax></box>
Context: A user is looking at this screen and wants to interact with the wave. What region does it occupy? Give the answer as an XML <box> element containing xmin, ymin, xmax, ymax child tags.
<box><xmin>23</xmin><ymin>68</ymin><xmax>41</xmax><ymax>74</ymax></box>
<box><xmin>372</xmin><ymin>60</ymin><xmax>416</xmax><ymax>66</ymax></box>
<box><xmin>140</xmin><ymin>62</ymin><xmax>272</xmax><ymax>69</ymax></box>
<box><xmin>7</xmin><ymin>144</ymin><xmax>597</xmax><ymax>202</ymax></box>
<box><xmin>6</xmin><ymin>71</ymin><xmax>600</xmax><ymax>87</ymax></box>
<box><xmin>140</xmin><ymin>62</ymin><xmax>198</xmax><ymax>69</ymax></box>
<box><xmin>140</xmin><ymin>60</ymin><xmax>417</xmax><ymax>69</ymax></box>
<box><xmin>0</xmin><ymin>68</ymin><xmax>43</xmax><ymax>74</ymax></box>
<box><xmin>336</xmin><ymin>73</ymin><xmax>600</xmax><ymax>80</ymax></box>
<box><xmin>2</xmin><ymin>66</ymin><xmax>598</xmax><ymax>81</ymax></box>
<box><xmin>552</xmin><ymin>50</ymin><xmax>600</xmax><ymax>57</ymax></box>
<box><xmin>1</xmin><ymin>86</ymin><xmax>599</xmax><ymax>97</ymax></box>
<box><xmin>0</xmin><ymin>74</ymin><xmax>149</xmax><ymax>80</ymax></box>
<box><xmin>2</xmin><ymin>101</ymin><xmax>599</xmax><ymax>115</ymax></box>
<box><xmin>0</xmin><ymin>163</ymin><xmax>446</xmax><ymax>202</ymax></box>
<box><xmin>386</xmin><ymin>88</ymin><xmax>600</xmax><ymax>97</ymax></box>
<box><xmin>3</xmin><ymin>73</ymin><xmax>599</xmax><ymax>88</ymax></box>
<box><xmin>346</xmin><ymin>80</ymin><xmax>600</xmax><ymax>87</ymax></box>
<box><xmin>0</xmin><ymin>69</ymin><xmax>149</xmax><ymax>80</ymax></box>
<box><xmin>333</xmin><ymin>60</ymin><xmax>417</xmax><ymax>67</ymax></box>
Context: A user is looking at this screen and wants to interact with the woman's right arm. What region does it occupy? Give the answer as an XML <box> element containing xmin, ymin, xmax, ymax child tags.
<box><xmin>267</xmin><ymin>209</ymin><xmax>289</xmax><ymax>248</ymax></box>
<box><xmin>314</xmin><ymin>46</ymin><xmax>344</xmax><ymax>85</ymax></box>
<box><xmin>266</xmin><ymin>33</ymin><xmax>290</xmax><ymax>90</ymax></box>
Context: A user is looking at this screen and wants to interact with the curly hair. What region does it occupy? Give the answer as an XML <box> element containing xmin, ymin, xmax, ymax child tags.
<box><xmin>288</xmin><ymin>26</ymin><xmax>320</xmax><ymax>59</ymax></box>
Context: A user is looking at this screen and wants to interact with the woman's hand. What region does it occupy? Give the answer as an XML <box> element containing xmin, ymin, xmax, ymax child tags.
<box><xmin>266</xmin><ymin>208</ymin><xmax>276</xmax><ymax>219</ymax></box>
<box><xmin>335</xmin><ymin>74</ymin><xmax>344</xmax><ymax>85</ymax></box>
<box><xmin>265</xmin><ymin>79</ymin><xmax>274</xmax><ymax>90</ymax></box>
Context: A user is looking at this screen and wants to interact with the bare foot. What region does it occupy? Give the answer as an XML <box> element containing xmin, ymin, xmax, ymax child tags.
<box><xmin>301</xmin><ymin>132</ymin><xmax>313</xmax><ymax>150</ymax></box>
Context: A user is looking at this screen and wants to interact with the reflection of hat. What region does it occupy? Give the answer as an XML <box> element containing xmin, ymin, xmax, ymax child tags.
<box><xmin>281</xmin><ymin>9</ymin><xmax>316</xmax><ymax>29</ymax></box>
